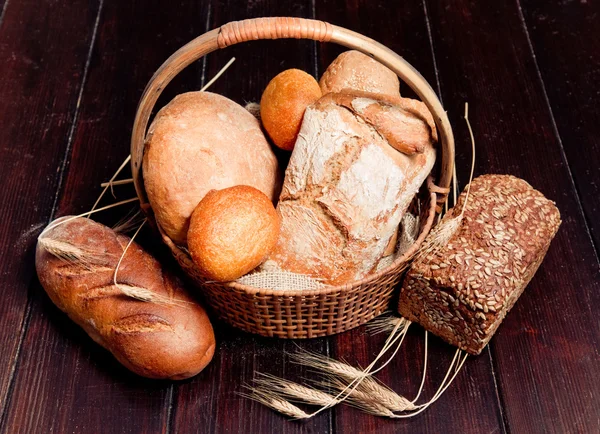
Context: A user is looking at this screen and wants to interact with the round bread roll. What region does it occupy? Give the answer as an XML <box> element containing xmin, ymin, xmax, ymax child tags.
<box><xmin>260</xmin><ymin>69</ymin><xmax>322</xmax><ymax>151</ymax></box>
<box><xmin>319</xmin><ymin>50</ymin><xmax>401</xmax><ymax>100</ymax></box>
<box><xmin>188</xmin><ymin>185</ymin><xmax>280</xmax><ymax>282</ymax></box>
<box><xmin>143</xmin><ymin>91</ymin><xmax>281</xmax><ymax>245</ymax></box>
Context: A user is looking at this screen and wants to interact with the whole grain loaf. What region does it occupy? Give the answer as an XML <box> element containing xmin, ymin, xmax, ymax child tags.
<box><xmin>399</xmin><ymin>175</ymin><xmax>561</xmax><ymax>354</ymax></box>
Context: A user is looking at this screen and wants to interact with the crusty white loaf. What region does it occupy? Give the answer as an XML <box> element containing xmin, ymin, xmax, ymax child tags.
<box><xmin>264</xmin><ymin>93</ymin><xmax>437</xmax><ymax>285</ymax></box>
<box><xmin>143</xmin><ymin>91</ymin><xmax>281</xmax><ymax>245</ymax></box>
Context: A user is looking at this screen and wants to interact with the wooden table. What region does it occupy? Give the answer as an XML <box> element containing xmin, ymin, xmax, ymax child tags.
<box><xmin>1</xmin><ymin>1</ymin><xmax>598</xmax><ymax>433</ymax></box>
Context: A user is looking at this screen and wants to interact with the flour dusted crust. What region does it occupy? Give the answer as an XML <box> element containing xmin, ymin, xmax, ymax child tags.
<box><xmin>264</xmin><ymin>93</ymin><xmax>437</xmax><ymax>285</ymax></box>
<box><xmin>319</xmin><ymin>50</ymin><xmax>401</xmax><ymax>100</ymax></box>
<box><xmin>143</xmin><ymin>91</ymin><xmax>281</xmax><ymax>244</ymax></box>
<box><xmin>399</xmin><ymin>175</ymin><xmax>561</xmax><ymax>355</ymax></box>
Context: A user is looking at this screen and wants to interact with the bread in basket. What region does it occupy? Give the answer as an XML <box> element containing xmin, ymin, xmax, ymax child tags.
<box><xmin>130</xmin><ymin>17</ymin><xmax>455</xmax><ymax>338</ymax></box>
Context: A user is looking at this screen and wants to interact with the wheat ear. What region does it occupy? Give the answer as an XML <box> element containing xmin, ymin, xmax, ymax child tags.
<box><xmin>324</xmin><ymin>376</ymin><xmax>415</xmax><ymax>413</ymax></box>
<box><xmin>240</xmin><ymin>389</ymin><xmax>309</xmax><ymax>420</ymax></box>
<box><xmin>252</xmin><ymin>373</ymin><xmax>338</xmax><ymax>406</ymax></box>
<box><xmin>367</xmin><ymin>313</ymin><xmax>405</xmax><ymax>335</ymax></box>
<box><xmin>112</xmin><ymin>209</ymin><xmax>144</xmax><ymax>233</ymax></box>
<box><xmin>37</xmin><ymin>238</ymin><xmax>110</xmax><ymax>269</ymax></box>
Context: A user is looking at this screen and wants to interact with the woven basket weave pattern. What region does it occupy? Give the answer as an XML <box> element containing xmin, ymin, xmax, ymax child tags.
<box><xmin>131</xmin><ymin>17</ymin><xmax>454</xmax><ymax>338</ymax></box>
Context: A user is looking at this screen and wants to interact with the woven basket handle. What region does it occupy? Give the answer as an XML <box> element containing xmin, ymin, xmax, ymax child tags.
<box><xmin>131</xmin><ymin>17</ymin><xmax>455</xmax><ymax>209</ymax></box>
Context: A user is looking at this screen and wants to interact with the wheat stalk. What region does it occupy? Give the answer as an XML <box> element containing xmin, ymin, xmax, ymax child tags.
<box><xmin>112</xmin><ymin>209</ymin><xmax>144</xmax><ymax>233</ymax></box>
<box><xmin>241</xmin><ymin>389</ymin><xmax>309</xmax><ymax>419</ymax></box>
<box><xmin>38</xmin><ymin>238</ymin><xmax>110</xmax><ymax>269</ymax></box>
<box><xmin>289</xmin><ymin>350</ymin><xmax>367</xmax><ymax>380</ymax></box>
<box><xmin>415</xmin><ymin>102</ymin><xmax>477</xmax><ymax>263</ymax></box>
<box><xmin>367</xmin><ymin>314</ymin><xmax>405</xmax><ymax>335</ymax></box>
<box><xmin>360</xmin><ymin>377</ymin><xmax>416</xmax><ymax>412</ymax></box>
<box><xmin>114</xmin><ymin>284</ymin><xmax>181</xmax><ymax>306</ymax></box>
<box><xmin>100</xmin><ymin>178</ymin><xmax>134</xmax><ymax>188</ymax></box>
<box><xmin>253</xmin><ymin>373</ymin><xmax>338</xmax><ymax>406</ymax></box>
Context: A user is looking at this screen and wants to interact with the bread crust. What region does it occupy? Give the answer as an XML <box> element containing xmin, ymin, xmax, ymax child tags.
<box><xmin>319</xmin><ymin>50</ymin><xmax>401</xmax><ymax>100</ymax></box>
<box><xmin>260</xmin><ymin>69</ymin><xmax>322</xmax><ymax>151</ymax></box>
<box><xmin>265</xmin><ymin>93</ymin><xmax>437</xmax><ymax>285</ymax></box>
<box><xmin>399</xmin><ymin>175</ymin><xmax>561</xmax><ymax>355</ymax></box>
<box><xmin>36</xmin><ymin>217</ymin><xmax>215</xmax><ymax>379</ymax></box>
<box><xmin>143</xmin><ymin>91</ymin><xmax>281</xmax><ymax>244</ymax></box>
<box><xmin>188</xmin><ymin>185</ymin><xmax>280</xmax><ymax>282</ymax></box>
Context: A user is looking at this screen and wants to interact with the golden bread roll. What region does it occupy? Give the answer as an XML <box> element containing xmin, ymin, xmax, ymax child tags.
<box><xmin>188</xmin><ymin>185</ymin><xmax>280</xmax><ymax>282</ymax></box>
<box><xmin>143</xmin><ymin>91</ymin><xmax>281</xmax><ymax>245</ymax></box>
<box><xmin>319</xmin><ymin>50</ymin><xmax>400</xmax><ymax>100</ymax></box>
<box><xmin>36</xmin><ymin>217</ymin><xmax>215</xmax><ymax>380</ymax></box>
<box><xmin>260</xmin><ymin>69</ymin><xmax>322</xmax><ymax>151</ymax></box>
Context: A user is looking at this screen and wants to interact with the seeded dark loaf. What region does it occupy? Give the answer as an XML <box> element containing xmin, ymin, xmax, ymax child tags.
<box><xmin>399</xmin><ymin>175</ymin><xmax>561</xmax><ymax>355</ymax></box>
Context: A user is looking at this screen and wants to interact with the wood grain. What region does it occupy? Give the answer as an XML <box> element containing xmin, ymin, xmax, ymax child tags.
<box><xmin>315</xmin><ymin>1</ymin><xmax>505</xmax><ymax>433</ymax></box>
<box><xmin>0</xmin><ymin>1</ymin><xmax>208</xmax><ymax>433</ymax></box>
<box><xmin>0</xmin><ymin>0</ymin><xmax>598</xmax><ymax>433</ymax></box>
<box><xmin>169</xmin><ymin>2</ymin><xmax>332</xmax><ymax>433</ymax></box>
<box><xmin>424</xmin><ymin>0</ymin><xmax>600</xmax><ymax>433</ymax></box>
<box><xmin>519</xmin><ymin>0</ymin><xmax>600</xmax><ymax>252</ymax></box>
<box><xmin>0</xmin><ymin>0</ymin><xmax>101</xmax><ymax>423</ymax></box>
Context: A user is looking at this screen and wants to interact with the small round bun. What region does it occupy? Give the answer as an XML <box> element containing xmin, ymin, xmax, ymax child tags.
<box><xmin>260</xmin><ymin>69</ymin><xmax>322</xmax><ymax>151</ymax></box>
<box><xmin>319</xmin><ymin>50</ymin><xmax>400</xmax><ymax>100</ymax></box>
<box><xmin>188</xmin><ymin>185</ymin><xmax>280</xmax><ymax>282</ymax></box>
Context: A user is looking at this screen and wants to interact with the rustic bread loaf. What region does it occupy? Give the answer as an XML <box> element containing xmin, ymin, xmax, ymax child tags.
<box><xmin>260</xmin><ymin>69</ymin><xmax>322</xmax><ymax>151</ymax></box>
<box><xmin>399</xmin><ymin>175</ymin><xmax>561</xmax><ymax>355</ymax></box>
<box><xmin>143</xmin><ymin>91</ymin><xmax>281</xmax><ymax>245</ymax></box>
<box><xmin>263</xmin><ymin>92</ymin><xmax>437</xmax><ymax>285</ymax></box>
<box><xmin>188</xmin><ymin>185</ymin><xmax>280</xmax><ymax>282</ymax></box>
<box><xmin>319</xmin><ymin>50</ymin><xmax>400</xmax><ymax>100</ymax></box>
<box><xmin>36</xmin><ymin>217</ymin><xmax>216</xmax><ymax>379</ymax></box>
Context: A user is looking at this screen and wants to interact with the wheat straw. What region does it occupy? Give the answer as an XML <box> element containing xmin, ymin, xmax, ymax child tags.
<box><xmin>412</xmin><ymin>330</ymin><xmax>428</xmax><ymax>403</ymax></box>
<box><xmin>91</xmin><ymin>155</ymin><xmax>132</xmax><ymax>214</ymax></box>
<box><xmin>40</xmin><ymin>197</ymin><xmax>140</xmax><ymax>239</ymax></box>
<box><xmin>100</xmin><ymin>178</ymin><xmax>133</xmax><ymax>188</ymax></box>
<box><xmin>391</xmin><ymin>351</ymin><xmax>468</xmax><ymax>418</ymax></box>
<box><xmin>112</xmin><ymin>209</ymin><xmax>144</xmax><ymax>233</ymax></box>
<box><xmin>200</xmin><ymin>57</ymin><xmax>236</xmax><ymax>92</ymax></box>
<box><xmin>113</xmin><ymin>218</ymin><xmax>145</xmax><ymax>288</ymax></box>
<box><xmin>415</xmin><ymin>102</ymin><xmax>477</xmax><ymax>262</ymax></box>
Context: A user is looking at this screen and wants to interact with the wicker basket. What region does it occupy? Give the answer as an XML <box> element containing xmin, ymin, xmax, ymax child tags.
<box><xmin>130</xmin><ymin>17</ymin><xmax>455</xmax><ymax>338</ymax></box>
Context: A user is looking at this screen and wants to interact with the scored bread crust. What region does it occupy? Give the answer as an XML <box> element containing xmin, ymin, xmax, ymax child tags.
<box><xmin>143</xmin><ymin>91</ymin><xmax>281</xmax><ymax>245</ymax></box>
<box><xmin>399</xmin><ymin>175</ymin><xmax>561</xmax><ymax>355</ymax></box>
<box><xmin>264</xmin><ymin>92</ymin><xmax>437</xmax><ymax>285</ymax></box>
<box><xmin>36</xmin><ymin>217</ymin><xmax>216</xmax><ymax>380</ymax></box>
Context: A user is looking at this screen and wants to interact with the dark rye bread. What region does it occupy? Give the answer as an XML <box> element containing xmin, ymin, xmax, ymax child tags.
<box><xmin>399</xmin><ymin>175</ymin><xmax>561</xmax><ymax>355</ymax></box>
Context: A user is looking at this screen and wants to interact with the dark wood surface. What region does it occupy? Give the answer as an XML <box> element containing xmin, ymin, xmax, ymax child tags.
<box><xmin>0</xmin><ymin>1</ymin><xmax>598</xmax><ymax>433</ymax></box>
